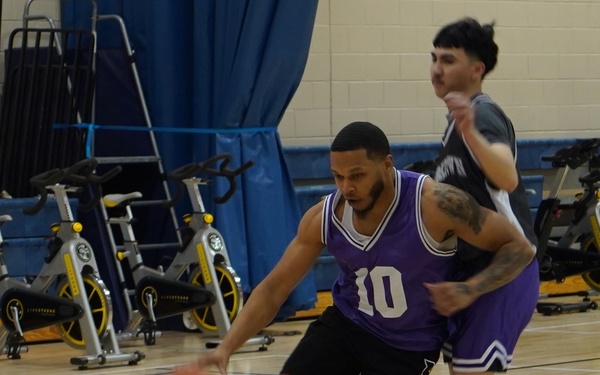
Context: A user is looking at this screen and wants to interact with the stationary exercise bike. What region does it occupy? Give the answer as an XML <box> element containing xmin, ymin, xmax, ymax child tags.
<box><xmin>99</xmin><ymin>173</ymin><xmax>218</xmax><ymax>346</ymax></box>
<box><xmin>103</xmin><ymin>153</ymin><xmax>273</xmax><ymax>349</ymax></box>
<box><xmin>534</xmin><ymin>138</ymin><xmax>600</xmax><ymax>314</ymax></box>
<box><xmin>0</xmin><ymin>213</ymin><xmax>82</xmax><ymax>360</ymax></box>
<box><xmin>0</xmin><ymin>159</ymin><xmax>144</xmax><ymax>368</ymax></box>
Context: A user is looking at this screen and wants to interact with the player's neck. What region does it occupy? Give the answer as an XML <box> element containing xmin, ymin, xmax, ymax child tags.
<box><xmin>352</xmin><ymin>176</ymin><xmax>395</xmax><ymax>233</ymax></box>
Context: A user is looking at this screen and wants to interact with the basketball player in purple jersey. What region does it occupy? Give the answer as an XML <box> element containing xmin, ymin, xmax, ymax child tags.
<box><xmin>431</xmin><ymin>18</ymin><xmax>540</xmax><ymax>374</ymax></box>
<box><xmin>174</xmin><ymin>121</ymin><xmax>535</xmax><ymax>375</ymax></box>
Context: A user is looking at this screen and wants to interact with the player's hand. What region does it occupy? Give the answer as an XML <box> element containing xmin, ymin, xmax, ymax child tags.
<box><xmin>443</xmin><ymin>92</ymin><xmax>475</xmax><ymax>136</ymax></box>
<box><xmin>172</xmin><ymin>351</ymin><xmax>229</xmax><ymax>375</ymax></box>
<box><xmin>424</xmin><ymin>281</ymin><xmax>477</xmax><ymax>316</ymax></box>
<box><xmin>171</xmin><ymin>362</ymin><xmax>211</xmax><ymax>375</ymax></box>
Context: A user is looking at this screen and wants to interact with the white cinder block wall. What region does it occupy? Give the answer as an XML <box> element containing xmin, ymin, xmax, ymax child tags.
<box><xmin>280</xmin><ymin>0</ymin><xmax>600</xmax><ymax>146</ymax></box>
<box><xmin>2</xmin><ymin>0</ymin><xmax>599</xmax><ymax>148</ymax></box>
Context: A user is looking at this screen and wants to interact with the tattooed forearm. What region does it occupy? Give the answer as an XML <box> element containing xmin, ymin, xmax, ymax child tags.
<box><xmin>471</xmin><ymin>244</ymin><xmax>533</xmax><ymax>294</ymax></box>
<box><xmin>455</xmin><ymin>283</ymin><xmax>474</xmax><ymax>296</ymax></box>
<box><xmin>434</xmin><ymin>183</ymin><xmax>486</xmax><ymax>234</ymax></box>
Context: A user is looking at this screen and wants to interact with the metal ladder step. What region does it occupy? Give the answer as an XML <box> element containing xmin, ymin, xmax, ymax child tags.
<box><xmin>95</xmin><ymin>156</ymin><xmax>161</xmax><ymax>164</ymax></box>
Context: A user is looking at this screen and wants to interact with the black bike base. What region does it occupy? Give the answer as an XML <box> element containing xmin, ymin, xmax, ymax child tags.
<box><xmin>134</xmin><ymin>276</ymin><xmax>215</xmax><ymax>320</ymax></box>
<box><xmin>205</xmin><ymin>335</ymin><xmax>275</xmax><ymax>351</ymax></box>
<box><xmin>0</xmin><ymin>288</ymin><xmax>83</xmax><ymax>332</ymax></box>
<box><xmin>537</xmin><ymin>301</ymin><xmax>598</xmax><ymax>315</ymax></box>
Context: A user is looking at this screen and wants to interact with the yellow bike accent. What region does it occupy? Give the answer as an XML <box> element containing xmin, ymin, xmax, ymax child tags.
<box><xmin>190</xmin><ymin>263</ymin><xmax>242</xmax><ymax>332</ymax></box>
<box><xmin>56</xmin><ymin>274</ymin><xmax>112</xmax><ymax>349</ymax></box>
<box><xmin>581</xmin><ymin>234</ymin><xmax>600</xmax><ymax>291</ymax></box>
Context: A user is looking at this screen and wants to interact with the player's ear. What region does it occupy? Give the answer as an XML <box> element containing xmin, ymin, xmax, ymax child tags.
<box><xmin>472</xmin><ymin>60</ymin><xmax>485</xmax><ymax>81</ymax></box>
<box><xmin>385</xmin><ymin>154</ymin><xmax>394</xmax><ymax>170</ymax></box>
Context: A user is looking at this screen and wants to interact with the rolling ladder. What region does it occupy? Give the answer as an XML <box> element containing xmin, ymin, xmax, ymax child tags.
<box><xmin>86</xmin><ymin>11</ymin><xmax>184</xmax><ymax>326</ymax></box>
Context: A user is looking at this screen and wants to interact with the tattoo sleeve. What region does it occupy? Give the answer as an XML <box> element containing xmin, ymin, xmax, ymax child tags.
<box><xmin>433</xmin><ymin>183</ymin><xmax>486</xmax><ymax>234</ymax></box>
<box><xmin>434</xmin><ymin>184</ymin><xmax>534</xmax><ymax>296</ymax></box>
<box><xmin>471</xmin><ymin>247</ymin><xmax>532</xmax><ymax>295</ymax></box>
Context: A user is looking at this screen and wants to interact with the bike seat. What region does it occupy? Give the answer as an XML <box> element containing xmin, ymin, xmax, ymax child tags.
<box><xmin>103</xmin><ymin>192</ymin><xmax>143</xmax><ymax>208</ymax></box>
<box><xmin>579</xmin><ymin>169</ymin><xmax>600</xmax><ymax>185</ymax></box>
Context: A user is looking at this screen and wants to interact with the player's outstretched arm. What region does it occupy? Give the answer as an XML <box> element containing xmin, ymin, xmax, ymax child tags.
<box><xmin>173</xmin><ymin>201</ymin><xmax>326</xmax><ymax>375</ymax></box>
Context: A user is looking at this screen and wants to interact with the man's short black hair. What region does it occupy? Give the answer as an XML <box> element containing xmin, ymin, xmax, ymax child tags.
<box><xmin>433</xmin><ymin>17</ymin><xmax>498</xmax><ymax>78</ymax></box>
<box><xmin>331</xmin><ymin>122</ymin><xmax>390</xmax><ymax>160</ymax></box>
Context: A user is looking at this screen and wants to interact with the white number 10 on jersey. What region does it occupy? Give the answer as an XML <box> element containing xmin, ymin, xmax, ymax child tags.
<box><xmin>355</xmin><ymin>266</ymin><xmax>407</xmax><ymax>318</ymax></box>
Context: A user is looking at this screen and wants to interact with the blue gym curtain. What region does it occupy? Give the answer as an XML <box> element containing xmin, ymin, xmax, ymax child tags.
<box><xmin>62</xmin><ymin>0</ymin><xmax>318</xmax><ymax>318</ymax></box>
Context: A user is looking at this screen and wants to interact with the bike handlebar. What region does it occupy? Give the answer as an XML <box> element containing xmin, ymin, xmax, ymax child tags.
<box><xmin>66</xmin><ymin>164</ymin><xmax>123</xmax><ymax>212</ymax></box>
<box><xmin>165</xmin><ymin>153</ymin><xmax>254</xmax><ymax>207</ymax></box>
<box><xmin>541</xmin><ymin>138</ymin><xmax>600</xmax><ymax>169</ymax></box>
<box><xmin>22</xmin><ymin>168</ymin><xmax>67</xmax><ymax>216</ymax></box>
<box><xmin>24</xmin><ymin>158</ymin><xmax>122</xmax><ymax>215</ymax></box>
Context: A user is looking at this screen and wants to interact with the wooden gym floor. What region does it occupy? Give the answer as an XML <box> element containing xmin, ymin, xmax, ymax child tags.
<box><xmin>1</xmin><ymin>274</ymin><xmax>599</xmax><ymax>374</ymax></box>
<box><xmin>1</xmin><ymin>295</ymin><xmax>600</xmax><ymax>374</ymax></box>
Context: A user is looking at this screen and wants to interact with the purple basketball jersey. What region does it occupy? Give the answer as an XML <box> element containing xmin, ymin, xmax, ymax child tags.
<box><xmin>322</xmin><ymin>170</ymin><xmax>456</xmax><ymax>351</ymax></box>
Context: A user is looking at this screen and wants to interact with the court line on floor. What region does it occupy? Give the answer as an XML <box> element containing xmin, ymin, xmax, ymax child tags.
<box><xmin>526</xmin><ymin>319</ymin><xmax>600</xmax><ymax>332</ymax></box>
<box><xmin>527</xmin><ymin>329</ymin><xmax>599</xmax><ymax>335</ymax></box>
<box><xmin>229</xmin><ymin>354</ymin><xmax>288</xmax><ymax>362</ymax></box>
<box><xmin>513</xmin><ymin>367</ymin><xmax>600</xmax><ymax>373</ymax></box>
<box><xmin>62</xmin><ymin>364</ymin><xmax>281</xmax><ymax>375</ymax></box>
<box><xmin>64</xmin><ymin>355</ymin><xmax>290</xmax><ymax>375</ymax></box>
<box><xmin>153</xmin><ymin>369</ymin><xmax>278</xmax><ymax>375</ymax></box>
<box><xmin>511</xmin><ymin>357</ymin><xmax>600</xmax><ymax>372</ymax></box>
